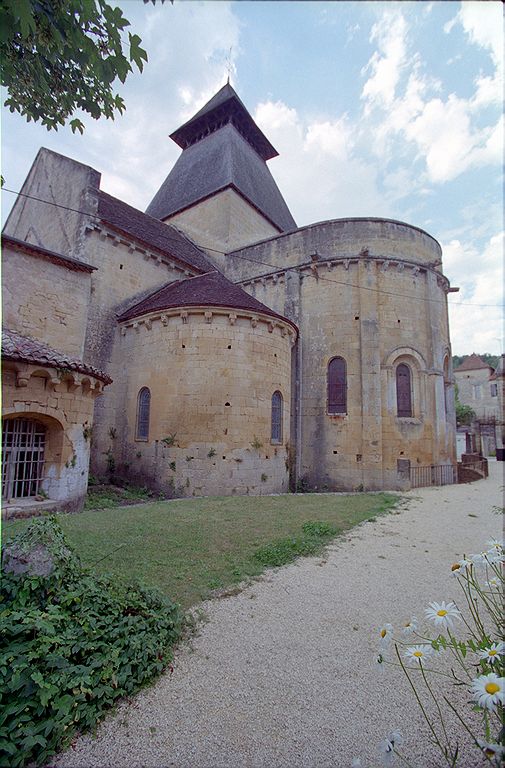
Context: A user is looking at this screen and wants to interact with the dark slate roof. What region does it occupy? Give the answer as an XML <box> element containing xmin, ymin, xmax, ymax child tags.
<box><xmin>2</xmin><ymin>235</ymin><xmax>96</xmax><ymax>272</ymax></box>
<box><xmin>97</xmin><ymin>191</ymin><xmax>215</xmax><ymax>274</ymax></box>
<box><xmin>117</xmin><ymin>271</ymin><xmax>298</xmax><ymax>335</ymax></box>
<box><xmin>489</xmin><ymin>354</ymin><xmax>504</xmax><ymax>380</ymax></box>
<box><xmin>145</xmin><ymin>123</ymin><xmax>297</xmax><ymax>232</ymax></box>
<box><xmin>2</xmin><ymin>328</ymin><xmax>112</xmax><ymax>384</ymax></box>
<box><xmin>170</xmin><ymin>83</ymin><xmax>278</xmax><ymax>161</ymax></box>
<box><xmin>454</xmin><ymin>354</ymin><xmax>493</xmax><ymax>372</ymax></box>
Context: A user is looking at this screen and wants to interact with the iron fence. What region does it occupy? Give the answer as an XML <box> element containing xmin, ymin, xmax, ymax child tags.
<box><xmin>410</xmin><ymin>464</ymin><xmax>457</xmax><ymax>489</ymax></box>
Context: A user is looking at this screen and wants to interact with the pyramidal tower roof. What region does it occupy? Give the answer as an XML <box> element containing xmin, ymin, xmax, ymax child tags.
<box><xmin>146</xmin><ymin>84</ymin><xmax>296</xmax><ymax>233</ymax></box>
<box><xmin>170</xmin><ymin>82</ymin><xmax>278</xmax><ymax>161</ymax></box>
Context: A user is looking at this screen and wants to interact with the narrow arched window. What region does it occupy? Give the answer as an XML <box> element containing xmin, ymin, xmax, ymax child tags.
<box><xmin>136</xmin><ymin>387</ymin><xmax>151</xmax><ymax>440</ymax></box>
<box><xmin>396</xmin><ymin>364</ymin><xmax>412</xmax><ymax>417</ymax></box>
<box><xmin>328</xmin><ymin>357</ymin><xmax>347</xmax><ymax>414</ymax></box>
<box><xmin>271</xmin><ymin>391</ymin><xmax>283</xmax><ymax>443</ymax></box>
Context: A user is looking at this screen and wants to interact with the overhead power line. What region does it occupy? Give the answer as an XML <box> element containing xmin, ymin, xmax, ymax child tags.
<box><xmin>1</xmin><ymin>186</ymin><xmax>502</xmax><ymax>309</ymax></box>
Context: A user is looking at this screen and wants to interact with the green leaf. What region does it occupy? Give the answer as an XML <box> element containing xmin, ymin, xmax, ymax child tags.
<box><xmin>70</xmin><ymin>118</ymin><xmax>85</xmax><ymax>135</ymax></box>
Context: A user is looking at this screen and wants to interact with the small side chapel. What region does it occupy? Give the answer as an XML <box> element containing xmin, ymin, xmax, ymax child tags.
<box><xmin>1</xmin><ymin>83</ymin><xmax>458</xmax><ymax>513</ymax></box>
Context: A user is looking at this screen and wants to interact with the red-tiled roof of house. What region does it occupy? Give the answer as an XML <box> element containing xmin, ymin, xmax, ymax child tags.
<box><xmin>454</xmin><ymin>354</ymin><xmax>493</xmax><ymax>372</ymax></box>
<box><xmin>2</xmin><ymin>328</ymin><xmax>112</xmax><ymax>384</ymax></box>
<box><xmin>97</xmin><ymin>191</ymin><xmax>215</xmax><ymax>274</ymax></box>
<box><xmin>1</xmin><ymin>235</ymin><xmax>96</xmax><ymax>272</ymax></box>
<box><xmin>116</xmin><ymin>271</ymin><xmax>298</xmax><ymax>336</ymax></box>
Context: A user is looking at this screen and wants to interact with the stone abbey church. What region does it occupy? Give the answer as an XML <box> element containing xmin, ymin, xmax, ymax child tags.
<box><xmin>2</xmin><ymin>84</ymin><xmax>458</xmax><ymax>513</ymax></box>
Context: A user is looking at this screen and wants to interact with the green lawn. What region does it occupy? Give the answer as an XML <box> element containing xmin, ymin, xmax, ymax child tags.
<box><xmin>3</xmin><ymin>492</ymin><xmax>399</xmax><ymax>608</ymax></box>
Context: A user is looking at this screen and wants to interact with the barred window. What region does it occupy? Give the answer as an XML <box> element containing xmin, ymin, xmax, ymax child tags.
<box><xmin>136</xmin><ymin>387</ymin><xmax>151</xmax><ymax>440</ymax></box>
<box><xmin>271</xmin><ymin>391</ymin><xmax>283</xmax><ymax>443</ymax></box>
<box><xmin>396</xmin><ymin>364</ymin><xmax>412</xmax><ymax>417</ymax></box>
<box><xmin>328</xmin><ymin>357</ymin><xmax>347</xmax><ymax>414</ymax></box>
<box><xmin>2</xmin><ymin>418</ymin><xmax>46</xmax><ymax>500</ymax></box>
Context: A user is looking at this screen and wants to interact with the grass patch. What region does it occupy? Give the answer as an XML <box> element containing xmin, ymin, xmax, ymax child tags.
<box><xmin>254</xmin><ymin>521</ymin><xmax>338</xmax><ymax>566</ymax></box>
<box><xmin>3</xmin><ymin>492</ymin><xmax>399</xmax><ymax>609</ymax></box>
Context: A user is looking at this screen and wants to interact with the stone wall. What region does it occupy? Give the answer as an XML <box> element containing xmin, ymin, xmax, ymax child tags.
<box><xmin>108</xmin><ymin>308</ymin><xmax>294</xmax><ymax>497</ymax></box>
<box><xmin>166</xmin><ymin>187</ymin><xmax>280</xmax><ymax>259</ymax></box>
<box><xmin>229</xmin><ymin>219</ymin><xmax>456</xmax><ymax>491</ymax></box>
<box><xmin>1</xmin><ymin>244</ymin><xmax>91</xmax><ymax>358</ymax></box>
<box><xmin>454</xmin><ymin>367</ymin><xmax>499</xmax><ymax>420</ymax></box>
<box><xmin>2</xmin><ymin>362</ymin><xmax>105</xmax><ymax>511</ymax></box>
<box><xmin>2</xmin><ymin>148</ymin><xmax>100</xmax><ymax>263</ymax></box>
<box><xmin>80</xmin><ymin>227</ymin><xmax>199</xmax><ymax>476</ymax></box>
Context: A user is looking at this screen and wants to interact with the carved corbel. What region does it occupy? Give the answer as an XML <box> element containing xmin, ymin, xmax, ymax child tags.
<box><xmin>16</xmin><ymin>372</ymin><xmax>29</xmax><ymax>388</ymax></box>
<box><xmin>228</xmin><ymin>313</ymin><xmax>237</xmax><ymax>326</ymax></box>
<box><xmin>180</xmin><ymin>311</ymin><xmax>188</xmax><ymax>324</ymax></box>
<box><xmin>250</xmin><ymin>315</ymin><xmax>258</xmax><ymax>328</ymax></box>
<box><xmin>204</xmin><ymin>311</ymin><xmax>213</xmax><ymax>324</ymax></box>
<box><xmin>161</xmin><ymin>314</ymin><xmax>169</xmax><ymax>326</ymax></box>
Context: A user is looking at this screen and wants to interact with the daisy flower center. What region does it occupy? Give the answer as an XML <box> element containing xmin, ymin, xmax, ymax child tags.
<box><xmin>488</xmin><ymin>650</ymin><xmax>497</xmax><ymax>656</ymax></box>
<box><xmin>381</xmin><ymin>629</ymin><xmax>387</xmax><ymax>638</ymax></box>
<box><xmin>413</xmin><ymin>650</ymin><xmax>423</xmax><ymax>657</ymax></box>
<box><xmin>437</xmin><ymin>609</ymin><xmax>448</xmax><ymax>617</ymax></box>
<box><xmin>451</xmin><ymin>563</ymin><xmax>460</xmax><ymax>572</ymax></box>
<box><xmin>485</xmin><ymin>682</ymin><xmax>500</xmax><ymax>695</ymax></box>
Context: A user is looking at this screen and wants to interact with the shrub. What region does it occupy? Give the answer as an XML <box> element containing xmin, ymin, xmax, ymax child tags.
<box><xmin>0</xmin><ymin>517</ymin><xmax>183</xmax><ymax>767</ymax></box>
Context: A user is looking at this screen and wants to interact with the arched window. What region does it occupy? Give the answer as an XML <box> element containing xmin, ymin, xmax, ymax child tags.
<box><xmin>136</xmin><ymin>387</ymin><xmax>151</xmax><ymax>440</ymax></box>
<box><xmin>396</xmin><ymin>364</ymin><xmax>412</xmax><ymax>417</ymax></box>
<box><xmin>328</xmin><ymin>357</ymin><xmax>347</xmax><ymax>414</ymax></box>
<box><xmin>271</xmin><ymin>390</ymin><xmax>283</xmax><ymax>443</ymax></box>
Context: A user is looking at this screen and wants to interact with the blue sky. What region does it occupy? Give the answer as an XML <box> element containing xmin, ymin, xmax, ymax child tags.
<box><xmin>1</xmin><ymin>0</ymin><xmax>503</xmax><ymax>356</ymax></box>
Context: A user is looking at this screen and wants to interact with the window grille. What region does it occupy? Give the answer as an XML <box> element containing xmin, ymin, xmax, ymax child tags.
<box><xmin>2</xmin><ymin>418</ymin><xmax>46</xmax><ymax>499</ymax></box>
<box><xmin>136</xmin><ymin>387</ymin><xmax>151</xmax><ymax>440</ymax></box>
<box><xmin>396</xmin><ymin>363</ymin><xmax>412</xmax><ymax>417</ymax></box>
<box><xmin>271</xmin><ymin>391</ymin><xmax>283</xmax><ymax>443</ymax></box>
<box><xmin>328</xmin><ymin>357</ymin><xmax>347</xmax><ymax>414</ymax></box>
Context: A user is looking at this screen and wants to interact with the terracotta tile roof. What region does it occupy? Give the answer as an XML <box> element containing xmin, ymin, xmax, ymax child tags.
<box><xmin>117</xmin><ymin>271</ymin><xmax>298</xmax><ymax>336</ymax></box>
<box><xmin>2</xmin><ymin>329</ymin><xmax>112</xmax><ymax>384</ymax></box>
<box><xmin>2</xmin><ymin>235</ymin><xmax>96</xmax><ymax>272</ymax></box>
<box><xmin>97</xmin><ymin>191</ymin><xmax>215</xmax><ymax>274</ymax></box>
<box><xmin>454</xmin><ymin>354</ymin><xmax>493</xmax><ymax>372</ymax></box>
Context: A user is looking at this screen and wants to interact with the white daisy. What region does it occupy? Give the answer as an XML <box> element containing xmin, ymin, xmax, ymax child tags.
<box><xmin>485</xmin><ymin>576</ymin><xmax>502</xmax><ymax>589</ymax></box>
<box><xmin>450</xmin><ymin>558</ymin><xmax>471</xmax><ymax>577</ymax></box>
<box><xmin>478</xmin><ymin>642</ymin><xmax>505</xmax><ymax>664</ymax></box>
<box><xmin>401</xmin><ymin>616</ymin><xmax>418</xmax><ymax>634</ymax></box>
<box><xmin>374</xmin><ymin>652</ymin><xmax>386</xmax><ymax>674</ymax></box>
<box><xmin>469</xmin><ymin>549</ymin><xmax>503</xmax><ymax>566</ymax></box>
<box><xmin>405</xmin><ymin>645</ymin><xmax>433</xmax><ymax>665</ymax></box>
<box><xmin>377</xmin><ymin>730</ymin><xmax>403</xmax><ymax>765</ymax></box>
<box><xmin>379</xmin><ymin>623</ymin><xmax>394</xmax><ymax>647</ymax></box>
<box><xmin>470</xmin><ymin>673</ymin><xmax>504</xmax><ymax>712</ymax></box>
<box><xmin>476</xmin><ymin>740</ymin><xmax>505</xmax><ymax>766</ymax></box>
<box><xmin>486</xmin><ymin>537</ymin><xmax>504</xmax><ymax>552</ymax></box>
<box><xmin>425</xmin><ymin>601</ymin><xmax>461</xmax><ymax>628</ymax></box>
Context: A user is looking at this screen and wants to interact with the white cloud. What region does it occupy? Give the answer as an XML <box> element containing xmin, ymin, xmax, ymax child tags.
<box><xmin>448</xmin><ymin>1</ymin><xmax>504</xmax><ymax>68</ymax></box>
<box><xmin>254</xmin><ymin>100</ymin><xmax>387</xmax><ymax>225</ymax></box>
<box><xmin>359</xmin><ymin>3</ymin><xmax>503</xmax><ymax>185</ymax></box>
<box><xmin>446</xmin><ymin>232</ymin><xmax>504</xmax><ymax>355</ymax></box>
<box><xmin>361</xmin><ymin>10</ymin><xmax>408</xmax><ymax>111</ymax></box>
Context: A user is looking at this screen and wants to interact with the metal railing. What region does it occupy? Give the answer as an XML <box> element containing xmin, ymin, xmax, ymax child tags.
<box><xmin>410</xmin><ymin>464</ymin><xmax>457</xmax><ymax>489</ymax></box>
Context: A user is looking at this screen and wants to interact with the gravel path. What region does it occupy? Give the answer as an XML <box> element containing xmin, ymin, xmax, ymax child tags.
<box><xmin>55</xmin><ymin>463</ymin><xmax>504</xmax><ymax>768</ymax></box>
